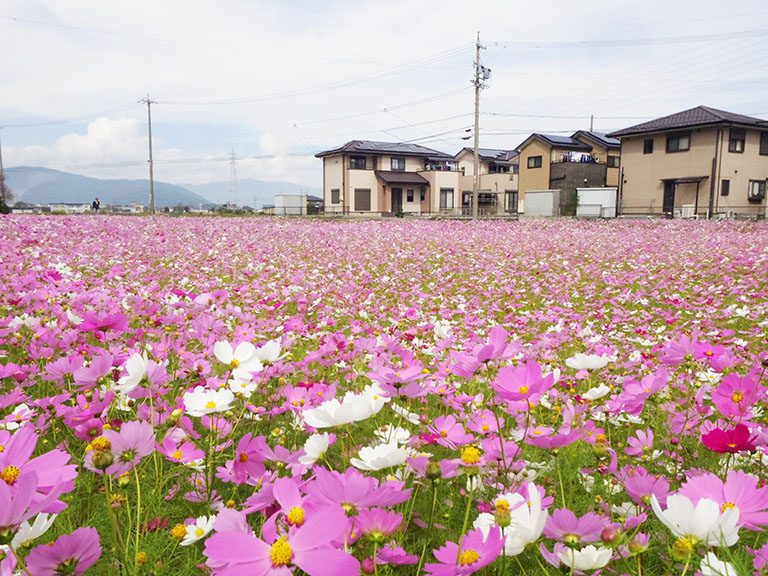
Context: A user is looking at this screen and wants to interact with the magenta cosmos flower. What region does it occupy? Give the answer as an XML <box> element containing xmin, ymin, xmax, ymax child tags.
<box><xmin>711</xmin><ymin>371</ymin><xmax>765</xmax><ymax>419</ymax></box>
<box><xmin>425</xmin><ymin>525</ymin><xmax>504</xmax><ymax>576</ymax></box>
<box><xmin>25</xmin><ymin>527</ymin><xmax>102</xmax><ymax>576</ymax></box>
<box><xmin>204</xmin><ymin>505</ymin><xmax>359</xmax><ymax>576</ymax></box>
<box><xmin>543</xmin><ymin>508</ymin><xmax>606</xmax><ymax>544</ymax></box>
<box><xmin>702</xmin><ymin>424</ymin><xmax>756</xmax><ymax>453</ymax></box>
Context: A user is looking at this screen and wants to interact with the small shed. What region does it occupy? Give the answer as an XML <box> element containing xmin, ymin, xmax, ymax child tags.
<box><xmin>576</xmin><ymin>187</ymin><xmax>618</xmax><ymax>218</ymax></box>
<box><xmin>274</xmin><ymin>194</ymin><xmax>307</xmax><ymax>216</ymax></box>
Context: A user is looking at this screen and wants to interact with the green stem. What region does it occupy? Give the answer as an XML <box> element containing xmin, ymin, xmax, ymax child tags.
<box><xmin>416</xmin><ymin>481</ymin><xmax>439</xmax><ymax>576</ymax></box>
<box><xmin>556</xmin><ymin>453</ymin><xmax>567</xmax><ymax>508</ymax></box>
<box><xmin>134</xmin><ymin>467</ymin><xmax>142</xmax><ymax>561</ymax></box>
<box><xmin>455</xmin><ymin>482</ymin><xmax>475</xmax><ymax>564</ymax></box>
<box><xmin>373</xmin><ymin>542</ymin><xmax>379</xmax><ymax>576</ymax></box>
<box><xmin>680</xmin><ymin>558</ymin><xmax>691</xmax><ymax>576</ymax></box>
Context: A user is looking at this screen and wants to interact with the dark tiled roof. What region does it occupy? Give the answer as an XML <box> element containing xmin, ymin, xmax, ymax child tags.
<box><xmin>608</xmin><ymin>106</ymin><xmax>768</xmax><ymax>138</ymax></box>
<box><xmin>374</xmin><ymin>171</ymin><xmax>429</xmax><ymax>185</ymax></box>
<box><xmin>457</xmin><ymin>147</ymin><xmax>517</xmax><ymax>160</ymax></box>
<box><xmin>536</xmin><ymin>134</ymin><xmax>593</xmax><ymax>151</ymax></box>
<box><xmin>315</xmin><ymin>140</ymin><xmax>453</xmax><ymax>159</ymax></box>
<box><xmin>572</xmin><ymin>130</ymin><xmax>621</xmax><ymax>149</ymax></box>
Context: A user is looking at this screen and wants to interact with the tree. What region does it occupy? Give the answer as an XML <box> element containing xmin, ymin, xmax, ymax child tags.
<box><xmin>0</xmin><ymin>173</ymin><xmax>13</xmax><ymax>214</ymax></box>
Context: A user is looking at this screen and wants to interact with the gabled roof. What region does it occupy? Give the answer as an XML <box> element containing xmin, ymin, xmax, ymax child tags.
<box><xmin>315</xmin><ymin>140</ymin><xmax>453</xmax><ymax>159</ymax></box>
<box><xmin>456</xmin><ymin>147</ymin><xmax>519</xmax><ymax>162</ymax></box>
<box><xmin>572</xmin><ymin>130</ymin><xmax>621</xmax><ymax>150</ymax></box>
<box><xmin>374</xmin><ymin>171</ymin><xmax>429</xmax><ymax>185</ymax></box>
<box><xmin>607</xmin><ymin>106</ymin><xmax>768</xmax><ymax>138</ymax></box>
<box><xmin>515</xmin><ymin>133</ymin><xmax>592</xmax><ymax>152</ymax></box>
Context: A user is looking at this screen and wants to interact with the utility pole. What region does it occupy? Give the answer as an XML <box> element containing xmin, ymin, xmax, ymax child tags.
<box><xmin>228</xmin><ymin>148</ymin><xmax>239</xmax><ymax>207</ymax></box>
<box><xmin>589</xmin><ymin>114</ymin><xmax>594</xmax><ymax>132</ymax></box>
<box><xmin>139</xmin><ymin>95</ymin><xmax>156</xmax><ymax>214</ymax></box>
<box><xmin>472</xmin><ymin>32</ymin><xmax>488</xmax><ymax>220</ymax></box>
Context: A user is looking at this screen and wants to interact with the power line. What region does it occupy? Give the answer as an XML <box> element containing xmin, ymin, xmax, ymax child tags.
<box><xmin>2</xmin><ymin>103</ymin><xmax>141</xmax><ymax>128</ymax></box>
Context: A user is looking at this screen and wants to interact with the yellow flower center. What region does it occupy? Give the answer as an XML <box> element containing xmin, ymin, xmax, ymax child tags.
<box><xmin>732</xmin><ymin>391</ymin><xmax>744</xmax><ymax>403</ymax></box>
<box><xmin>519</xmin><ymin>385</ymin><xmax>529</xmax><ymax>394</ymax></box>
<box><xmin>440</xmin><ymin>430</ymin><xmax>448</xmax><ymax>437</ymax></box>
<box><xmin>0</xmin><ymin>465</ymin><xmax>20</xmax><ymax>485</ymax></box>
<box><xmin>458</xmin><ymin>549</ymin><xmax>480</xmax><ymax>565</ymax></box>
<box><xmin>721</xmin><ymin>502</ymin><xmax>736</xmax><ymax>512</ymax></box>
<box><xmin>230</xmin><ymin>359</ymin><xmax>240</xmax><ymax>369</ymax></box>
<box><xmin>461</xmin><ymin>446</ymin><xmax>481</xmax><ymax>465</ymax></box>
<box><xmin>595</xmin><ymin>433</ymin><xmax>607</xmax><ymax>443</ymax></box>
<box><xmin>481</xmin><ymin>424</ymin><xmax>490</xmax><ymax>432</ymax></box>
<box><xmin>195</xmin><ymin>527</ymin><xmax>204</xmax><ymax>537</ymax></box>
<box><xmin>286</xmin><ymin>506</ymin><xmax>305</xmax><ymax>526</ymax></box>
<box><xmin>172</xmin><ymin>450</ymin><xmax>183</xmax><ymax>460</ymax></box>
<box><xmin>239</xmin><ymin>453</ymin><xmax>249</xmax><ymax>463</ymax></box>
<box><xmin>91</xmin><ymin>437</ymin><xmax>112</xmax><ymax>452</ymax></box>
<box><xmin>205</xmin><ymin>401</ymin><xmax>217</xmax><ymax>409</ymax></box>
<box><xmin>171</xmin><ymin>525</ymin><xmax>187</xmax><ymax>540</ymax></box>
<box><xmin>495</xmin><ymin>499</ymin><xmax>510</xmax><ymax>512</ymax></box>
<box><xmin>270</xmin><ymin>537</ymin><xmax>293</xmax><ymax>566</ymax></box>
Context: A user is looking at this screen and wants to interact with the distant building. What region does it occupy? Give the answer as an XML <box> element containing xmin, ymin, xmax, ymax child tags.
<box><xmin>46</xmin><ymin>202</ymin><xmax>91</xmax><ymax>214</ymax></box>
<box><xmin>111</xmin><ymin>202</ymin><xmax>145</xmax><ymax>214</ymax></box>
<box><xmin>608</xmin><ymin>106</ymin><xmax>768</xmax><ymax>218</ymax></box>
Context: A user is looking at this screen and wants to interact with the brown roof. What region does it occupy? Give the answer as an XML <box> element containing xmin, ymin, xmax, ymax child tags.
<box><xmin>608</xmin><ymin>106</ymin><xmax>768</xmax><ymax>138</ymax></box>
<box><xmin>374</xmin><ymin>171</ymin><xmax>429</xmax><ymax>185</ymax></box>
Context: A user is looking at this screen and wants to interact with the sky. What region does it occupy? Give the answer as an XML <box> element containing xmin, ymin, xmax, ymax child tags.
<box><xmin>2</xmin><ymin>0</ymin><xmax>768</xmax><ymax>192</ymax></box>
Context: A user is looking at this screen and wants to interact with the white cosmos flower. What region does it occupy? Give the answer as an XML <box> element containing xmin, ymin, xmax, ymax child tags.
<box><xmin>213</xmin><ymin>341</ymin><xmax>263</xmax><ymax>381</ymax></box>
<box><xmin>565</xmin><ymin>353</ymin><xmax>614</xmax><ymax>371</ymax></box>
<box><xmin>302</xmin><ymin>385</ymin><xmax>389</xmax><ymax>428</ymax></box>
<box><xmin>228</xmin><ymin>376</ymin><xmax>258</xmax><ymax>398</ymax></box>
<box><xmin>350</xmin><ymin>441</ymin><xmax>408</xmax><ymax>471</ymax></box>
<box><xmin>298</xmin><ymin>432</ymin><xmax>333</xmax><ymax>466</ymax></box>
<box><xmin>183</xmin><ymin>386</ymin><xmax>235</xmax><ymax>417</ymax></box>
<box><xmin>559</xmin><ymin>545</ymin><xmax>613</xmax><ymax>571</ymax></box>
<box><xmin>254</xmin><ymin>338</ymin><xmax>283</xmax><ymax>363</ymax></box>
<box><xmin>474</xmin><ymin>482</ymin><xmax>548</xmax><ymax>556</ymax></box>
<box><xmin>390</xmin><ymin>403</ymin><xmax>420</xmax><ymax>425</ymax></box>
<box><xmin>700</xmin><ymin>552</ymin><xmax>738</xmax><ymax>576</ymax></box>
<box><xmin>180</xmin><ymin>515</ymin><xmax>216</xmax><ymax>546</ymax></box>
<box><xmin>650</xmin><ymin>494</ymin><xmax>740</xmax><ymax>546</ymax></box>
<box><xmin>116</xmin><ymin>352</ymin><xmax>149</xmax><ymax>395</ymax></box>
<box><xmin>374</xmin><ymin>425</ymin><xmax>411</xmax><ymax>445</ymax></box>
<box><xmin>11</xmin><ymin>513</ymin><xmax>57</xmax><ymax>549</ymax></box>
<box><xmin>581</xmin><ymin>383</ymin><xmax>612</xmax><ymax>400</ymax></box>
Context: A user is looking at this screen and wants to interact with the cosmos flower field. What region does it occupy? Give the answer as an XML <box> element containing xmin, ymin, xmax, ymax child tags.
<box><xmin>1</xmin><ymin>215</ymin><xmax>768</xmax><ymax>576</ymax></box>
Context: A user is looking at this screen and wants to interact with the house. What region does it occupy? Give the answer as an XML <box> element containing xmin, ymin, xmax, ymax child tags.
<box><xmin>315</xmin><ymin>140</ymin><xmax>519</xmax><ymax>216</ymax></box>
<box><xmin>607</xmin><ymin>106</ymin><xmax>768</xmax><ymax>218</ymax></box>
<box><xmin>516</xmin><ymin>131</ymin><xmax>621</xmax><ymax>214</ymax></box>
<box><xmin>315</xmin><ymin>140</ymin><xmax>459</xmax><ymax>216</ymax></box>
<box><xmin>454</xmin><ymin>148</ymin><xmax>520</xmax><ymax>214</ymax></box>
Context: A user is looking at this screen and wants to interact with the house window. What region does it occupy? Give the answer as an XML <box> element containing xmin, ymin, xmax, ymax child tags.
<box><xmin>729</xmin><ymin>128</ymin><xmax>746</xmax><ymax>153</ymax></box>
<box><xmin>489</xmin><ymin>164</ymin><xmax>509</xmax><ymax>174</ymax></box>
<box><xmin>330</xmin><ymin>188</ymin><xmax>340</xmax><ymax>204</ymax></box>
<box><xmin>439</xmin><ymin>188</ymin><xmax>454</xmax><ymax>210</ymax></box>
<box><xmin>391</xmin><ymin>157</ymin><xmax>405</xmax><ymax>171</ymax></box>
<box><xmin>350</xmin><ymin>156</ymin><xmax>366</xmax><ymax>169</ymax></box>
<box><xmin>643</xmin><ymin>139</ymin><xmax>654</xmax><ymax>154</ymax></box>
<box><xmin>607</xmin><ymin>155</ymin><xmax>620</xmax><ymax>168</ymax></box>
<box><xmin>666</xmin><ymin>133</ymin><xmax>690</xmax><ymax>153</ymax></box>
<box><xmin>406</xmin><ymin>189</ymin><xmax>414</xmax><ymax>202</ymax></box>
<box><xmin>420</xmin><ymin>189</ymin><xmax>425</xmax><ymax>202</ymax></box>
<box><xmin>721</xmin><ymin>180</ymin><xmax>730</xmax><ymax>197</ymax></box>
<box><xmin>527</xmin><ymin>155</ymin><xmax>543</xmax><ymax>169</ymax></box>
<box><xmin>748</xmin><ymin>180</ymin><xmax>766</xmax><ymax>203</ymax></box>
<box><xmin>760</xmin><ymin>132</ymin><xmax>768</xmax><ymax>155</ymax></box>
<box><xmin>354</xmin><ymin>188</ymin><xmax>371</xmax><ymax>211</ymax></box>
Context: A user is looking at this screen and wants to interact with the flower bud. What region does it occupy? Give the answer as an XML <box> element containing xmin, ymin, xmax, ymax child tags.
<box><xmin>600</xmin><ymin>527</ymin><xmax>619</xmax><ymax>544</ymax></box>
<box><xmin>670</xmin><ymin>537</ymin><xmax>693</xmax><ymax>562</ymax></box>
<box><xmin>425</xmin><ymin>462</ymin><xmax>442</xmax><ymax>480</ymax></box>
<box><xmin>494</xmin><ymin>508</ymin><xmax>511</xmax><ymax>528</ymax></box>
<box><xmin>360</xmin><ymin>558</ymin><xmax>375</xmax><ymax>575</ymax></box>
<box><xmin>92</xmin><ymin>450</ymin><xmax>114</xmax><ymax>470</ymax></box>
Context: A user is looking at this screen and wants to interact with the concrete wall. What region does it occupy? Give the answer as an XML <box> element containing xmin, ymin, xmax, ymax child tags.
<box><xmin>714</xmin><ymin>129</ymin><xmax>768</xmax><ymax>214</ymax></box>
<box><xmin>323</xmin><ymin>157</ymin><xmax>344</xmax><ymax>212</ymax></box>
<box><xmin>549</xmin><ymin>162</ymin><xmax>608</xmax><ymax>211</ymax></box>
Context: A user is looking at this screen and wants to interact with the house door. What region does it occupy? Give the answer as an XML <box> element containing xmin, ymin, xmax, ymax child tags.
<box><xmin>663</xmin><ymin>181</ymin><xmax>675</xmax><ymax>215</ymax></box>
<box><xmin>391</xmin><ymin>188</ymin><xmax>403</xmax><ymax>213</ymax></box>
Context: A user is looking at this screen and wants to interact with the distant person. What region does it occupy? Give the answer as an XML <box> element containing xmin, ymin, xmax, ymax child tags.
<box><xmin>92</xmin><ymin>197</ymin><xmax>100</xmax><ymax>214</ymax></box>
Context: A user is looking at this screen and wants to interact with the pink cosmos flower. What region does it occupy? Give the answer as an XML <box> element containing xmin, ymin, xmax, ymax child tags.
<box><xmin>424</xmin><ymin>525</ymin><xmax>504</xmax><ymax>576</ymax></box>
<box><xmin>408</xmin><ymin>456</ymin><xmax>460</xmax><ymax>480</ymax></box>
<box><xmin>428</xmin><ymin>415</ymin><xmax>475</xmax><ymax>449</ymax></box>
<box><xmin>525</xmin><ymin>427</ymin><xmax>581</xmax><ymax>449</ymax></box>
<box><xmin>377</xmin><ymin>543</ymin><xmax>418</xmax><ymax>565</ymax></box>
<box><xmin>304</xmin><ymin>467</ymin><xmax>411</xmax><ymax>513</ymax></box>
<box><xmin>231</xmin><ymin>434</ymin><xmax>268</xmax><ymax>485</ymax></box>
<box><xmin>72</xmin><ymin>352</ymin><xmax>114</xmax><ymax>390</ymax></box>
<box><xmin>204</xmin><ymin>505</ymin><xmax>359</xmax><ymax>576</ymax></box>
<box><xmin>624</xmin><ymin>429</ymin><xmax>654</xmax><ymax>458</ymax></box>
<box><xmin>25</xmin><ymin>527</ymin><xmax>102</xmax><ymax>576</ymax></box>
<box><xmin>621</xmin><ymin>466</ymin><xmax>670</xmax><ymax>508</ymax></box>
<box><xmin>678</xmin><ymin>470</ymin><xmax>768</xmax><ymax>530</ymax></box>
<box><xmin>156</xmin><ymin>437</ymin><xmax>205</xmax><ymax>464</ymax></box>
<box><xmin>87</xmin><ymin>420</ymin><xmax>155</xmax><ymax>476</ymax></box>
<box><xmin>702</xmin><ymin>424</ymin><xmax>756</xmax><ymax>453</ymax></box>
<box><xmin>367</xmin><ymin>362</ymin><xmax>427</xmax><ymax>398</ymax></box>
<box><xmin>711</xmin><ymin>371</ymin><xmax>764</xmax><ymax>420</ymax></box>
<box><xmin>658</xmin><ymin>332</ymin><xmax>698</xmax><ymax>365</ymax></box>
<box><xmin>356</xmin><ymin>508</ymin><xmax>402</xmax><ymax>540</ymax></box>
<box><xmin>543</xmin><ymin>508</ymin><xmax>606</xmax><ymax>544</ymax></box>
<box><xmin>492</xmin><ymin>361</ymin><xmax>553</xmax><ymax>405</ymax></box>
<box><xmin>78</xmin><ymin>311</ymin><xmax>129</xmax><ymax>334</ymax></box>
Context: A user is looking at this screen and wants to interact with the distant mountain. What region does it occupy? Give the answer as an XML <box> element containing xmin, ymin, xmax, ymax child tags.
<box><xmin>4</xmin><ymin>167</ymin><xmax>211</xmax><ymax>208</ymax></box>
<box><xmin>182</xmin><ymin>179</ymin><xmax>322</xmax><ymax>208</ymax></box>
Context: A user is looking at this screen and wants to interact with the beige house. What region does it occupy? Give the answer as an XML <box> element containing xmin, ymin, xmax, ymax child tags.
<box><xmin>516</xmin><ymin>131</ymin><xmax>621</xmax><ymax>214</ymax></box>
<box><xmin>455</xmin><ymin>148</ymin><xmax>520</xmax><ymax>214</ymax></box>
<box><xmin>315</xmin><ymin>140</ymin><xmax>519</xmax><ymax>216</ymax></box>
<box><xmin>608</xmin><ymin>106</ymin><xmax>768</xmax><ymax>218</ymax></box>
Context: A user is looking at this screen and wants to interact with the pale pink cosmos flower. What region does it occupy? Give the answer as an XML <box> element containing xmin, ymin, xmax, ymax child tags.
<box><xmin>25</xmin><ymin>527</ymin><xmax>102</xmax><ymax>576</ymax></box>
